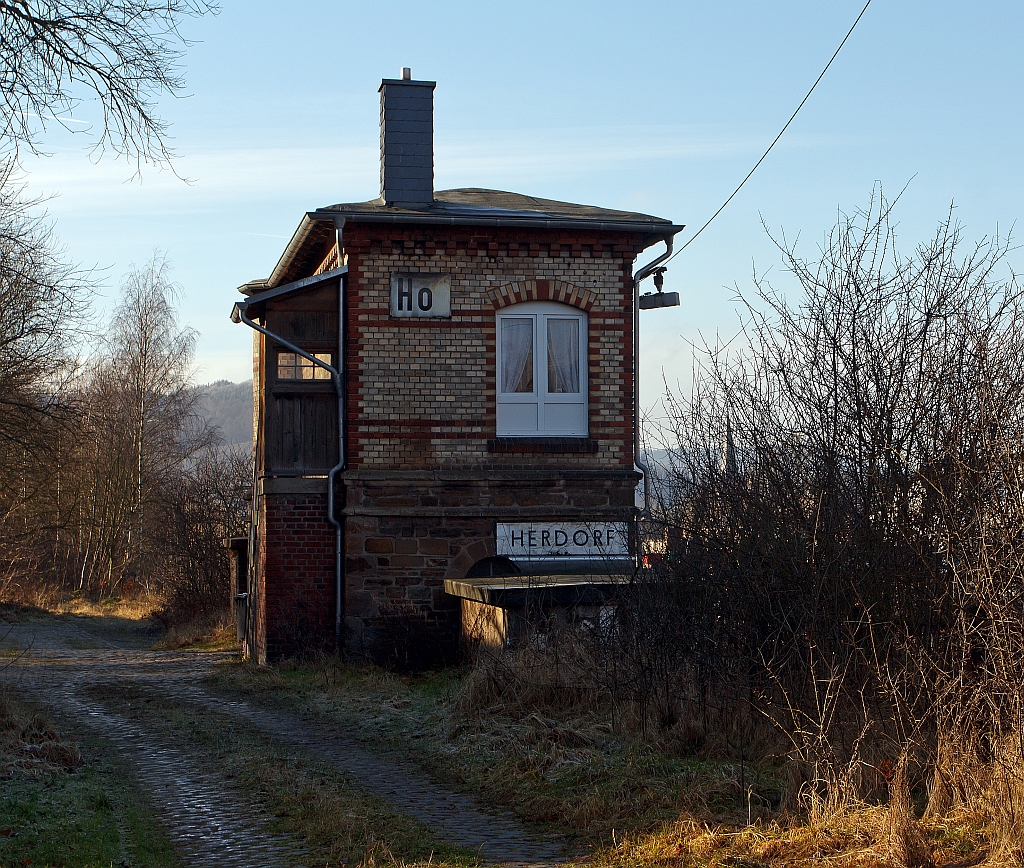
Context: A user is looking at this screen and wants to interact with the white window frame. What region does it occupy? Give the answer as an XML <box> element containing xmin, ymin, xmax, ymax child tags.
<box><xmin>496</xmin><ymin>301</ymin><xmax>588</xmax><ymax>436</ymax></box>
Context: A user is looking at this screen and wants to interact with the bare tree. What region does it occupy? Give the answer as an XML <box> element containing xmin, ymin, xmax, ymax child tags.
<box><xmin>73</xmin><ymin>254</ymin><xmax>212</xmax><ymax>591</ymax></box>
<box><xmin>0</xmin><ymin>160</ymin><xmax>92</xmax><ymax>595</ymax></box>
<box><xmin>0</xmin><ymin>162</ymin><xmax>89</xmax><ymax>434</ymax></box>
<box><xmin>0</xmin><ymin>0</ymin><xmax>216</xmax><ymax>167</ymax></box>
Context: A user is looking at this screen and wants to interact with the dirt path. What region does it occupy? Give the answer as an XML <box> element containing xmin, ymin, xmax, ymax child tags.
<box><xmin>0</xmin><ymin>613</ymin><xmax>566</xmax><ymax>867</ymax></box>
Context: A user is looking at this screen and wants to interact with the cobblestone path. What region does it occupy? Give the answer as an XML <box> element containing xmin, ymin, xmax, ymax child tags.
<box><xmin>0</xmin><ymin>616</ymin><xmax>567</xmax><ymax>867</ymax></box>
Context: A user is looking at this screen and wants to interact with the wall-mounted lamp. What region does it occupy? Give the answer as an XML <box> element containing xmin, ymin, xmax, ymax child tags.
<box><xmin>639</xmin><ymin>267</ymin><xmax>679</xmax><ymax>309</ymax></box>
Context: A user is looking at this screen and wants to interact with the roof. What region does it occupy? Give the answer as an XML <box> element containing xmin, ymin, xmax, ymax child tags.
<box><xmin>312</xmin><ymin>188</ymin><xmax>680</xmax><ymax>230</ymax></box>
<box><xmin>257</xmin><ymin>188</ymin><xmax>684</xmax><ymax>291</ymax></box>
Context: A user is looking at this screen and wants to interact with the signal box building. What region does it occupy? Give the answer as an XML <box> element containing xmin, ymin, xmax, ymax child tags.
<box><xmin>231</xmin><ymin>72</ymin><xmax>683</xmax><ymax>665</ymax></box>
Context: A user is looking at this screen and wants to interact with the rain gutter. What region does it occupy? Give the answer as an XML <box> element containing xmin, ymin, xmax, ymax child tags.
<box><xmin>307</xmin><ymin>209</ymin><xmax>685</xmax><ymax>237</ymax></box>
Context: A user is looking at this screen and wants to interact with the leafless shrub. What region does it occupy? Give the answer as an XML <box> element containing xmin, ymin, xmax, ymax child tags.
<box><xmin>371</xmin><ymin>600</ymin><xmax>458</xmax><ymax>672</ymax></box>
<box><xmin>154</xmin><ymin>444</ymin><xmax>249</xmax><ymax>630</ymax></box>
<box><xmin>456</xmin><ymin>632</ymin><xmax>607</xmax><ymax>721</ymax></box>
<box><xmin>0</xmin><ymin>692</ymin><xmax>82</xmax><ymax>778</ymax></box>
<box><xmin>639</xmin><ymin>187</ymin><xmax>1024</xmax><ymax>839</ymax></box>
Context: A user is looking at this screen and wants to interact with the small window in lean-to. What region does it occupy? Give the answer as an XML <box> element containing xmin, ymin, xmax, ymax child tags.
<box><xmin>277</xmin><ymin>351</ymin><xmax>332</xmax><ymax>380</ymax></box>
<box><xmin>497</xmin><ymin>301</ymin><xmax>587</xmax><ymax>436</ymax></box>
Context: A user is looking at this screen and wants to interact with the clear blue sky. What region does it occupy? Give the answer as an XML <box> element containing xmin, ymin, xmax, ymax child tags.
<box><xmin>19</xmin><ymin>0</ymin><xmax>1024</xmax><ymax>419</ymax></box>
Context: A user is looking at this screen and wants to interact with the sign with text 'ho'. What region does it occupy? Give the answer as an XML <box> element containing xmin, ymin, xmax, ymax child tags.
<box><xmin>390</xmin><ymin>273</ymin><xmax>451</xmax><ymax>318</ymax></box>
<box><xmin>496</xmin><ymin>522</ymin><xmax>629</xmax><ymax>561</ymax></box>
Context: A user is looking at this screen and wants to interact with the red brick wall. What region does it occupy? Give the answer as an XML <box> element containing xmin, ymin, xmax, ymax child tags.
<box><xmin>261</xmin><ymin>493</ymin><xmax>335</xmax><ymax>659</ymax></box>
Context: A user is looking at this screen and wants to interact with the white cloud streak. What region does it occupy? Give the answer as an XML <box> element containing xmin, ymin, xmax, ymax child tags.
<box><xmin>19</xmin><ymin>125</ymin><xmax>835</xmax><ymax>218</ymax></box>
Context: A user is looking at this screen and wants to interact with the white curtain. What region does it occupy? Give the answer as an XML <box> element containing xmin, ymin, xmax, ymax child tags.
<box><xmin>547</xmin><ymin>318</ymin><xmax>579</xmax><ymax>393</ymax></box>
<box><xmin>501</xmin><ymin>318</ymin><xmax>534</xmax><ymax>393</ymax></box>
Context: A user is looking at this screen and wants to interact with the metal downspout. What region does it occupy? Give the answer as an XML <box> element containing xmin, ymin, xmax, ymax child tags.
<box><xmin>330</xmin><ymin>221</ymin><xmax>346</xmax><ymax>650</ymax></box>
<box><xmin>246</xmin><ymin>388</ymin><xmax>262</xmax><ymax>660</ymax></box>
<box><xmin>633</xmin><ymin>237</ymin><xmax>674</xmax><ymax>520</ymax></box>
<box><xmin>233</xmin><ymin>249</ymin><xmax>347</xmax><ymax>651</ymax></box>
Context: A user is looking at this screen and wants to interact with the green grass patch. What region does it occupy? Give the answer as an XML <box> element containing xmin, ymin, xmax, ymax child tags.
<box><xmin>0</xmin><ymin>695</ymin><xmax>178</xmax><ymax>868</ymax></box>
<box><xmin>0</xmin><ymin>766</ymin><xmax>122</xmax><ymax>867</ymax></box>
<box><xmin>62</xmin><ymin>637</ymin><xmax>104</xmax><ymax>650</ymax></box>
<box><xmin>0</xmin><ymin>763</ymin><xmax>179</xmax><ymax>868</ymax></box>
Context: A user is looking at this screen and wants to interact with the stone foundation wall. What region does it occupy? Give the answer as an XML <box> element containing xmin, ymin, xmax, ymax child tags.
<box><xmin>340</xmin><ymin>468</ymin><xmax>637</xmax><ymax>664</ymax></box>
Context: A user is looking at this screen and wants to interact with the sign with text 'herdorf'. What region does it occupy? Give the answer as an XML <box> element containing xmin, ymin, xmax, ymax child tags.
<box><xmin>390</xmin><ymin>273</ymin><xmax>451</xmax><ymax>318</ymax></box>
<box><xmin>497</xmin><ymin>522</ymin><xmax>629</xmax><ymax>561</ymax></box>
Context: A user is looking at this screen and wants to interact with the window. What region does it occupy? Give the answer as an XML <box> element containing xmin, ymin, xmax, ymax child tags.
<box><xmin>277</xmin><ymin>351</ymin><xmax>332</xmax><ymax>380</ymax></box>
<box><xmin>497</xmin><ymin>302</ymin><xmax>587</xmax><ymax>436</ymax></box>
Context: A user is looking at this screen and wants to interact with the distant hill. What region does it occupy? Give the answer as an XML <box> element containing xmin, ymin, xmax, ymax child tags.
<box><xmin>198</xmin><ymin>380</ymin><xmax>253</xmax><ymax>449</ymax></box>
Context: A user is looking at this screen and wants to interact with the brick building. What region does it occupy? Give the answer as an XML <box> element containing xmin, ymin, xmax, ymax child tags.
<box><xmin>231</xmin><ymin>71</ymin><xmax>683</xmax><ymax>664</ymax></box>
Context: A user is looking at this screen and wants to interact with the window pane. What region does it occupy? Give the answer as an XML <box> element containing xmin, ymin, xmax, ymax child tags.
<box><xmin>277</xmin><ymin>352</ymin><xmax>296</xmax><ymax>379</ymax></box>
<box><xmin>313</xmin><ymin>353</ymin><xmax>332</xmax><ymax>380</ymax></box>
<box><xmin>500</xmin><ymin>318</ymin><xmax>534</xmax><ymax>393</ymax></box>
<box><xmin>547</xmin><ymin>318</ymin><xmax>580</xmax><ymax>393</ymax></box>
<box><xmin>277</xmin><ymin>350</ymin><xmax>332</xmax><ymax>380</ymax></box>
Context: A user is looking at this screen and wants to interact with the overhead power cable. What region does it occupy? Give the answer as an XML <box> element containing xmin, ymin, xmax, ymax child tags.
<box><xmin>665</xmin><ymin>0</ymin><xmax>873</xmax><ymax>265</ymax></box>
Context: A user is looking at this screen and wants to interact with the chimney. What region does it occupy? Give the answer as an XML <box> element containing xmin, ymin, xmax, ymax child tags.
<box><xmin>379</xmin><ymin>68</ymin><xmax>435</xmax><ymax>208</ymax></box>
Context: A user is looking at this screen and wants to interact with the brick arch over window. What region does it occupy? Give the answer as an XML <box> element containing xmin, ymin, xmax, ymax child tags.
<box><xmin>486</xmin><ymin>279</ymin><xmax>597</xmax><ymax>312</ymax></box>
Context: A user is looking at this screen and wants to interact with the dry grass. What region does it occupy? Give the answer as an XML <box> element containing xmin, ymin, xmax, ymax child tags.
<box><xmin>0</xmin><ymin>690</ymin><xmax>179</xmax><ymax>867</ymax></box>
<box><xmin>0</xmin><ymin>691</ymin><xmax>82</xmax><ymax>779</ymax></box>
<box><xmin>55</xmin><ymin>594</ymin><xmax>163</xmax><ymax>620</ymax></box>
<box><xmin>584</xmin><ymin>807</ymin><xmax>991</xmax><ymax>868</ymax></box>
<box><xmin>210</xmin><ymin>657</ymin><xmax>784</xmax><ymax>843</ymax></box>
<box><xmin>0</xmin><ymin>581</ymin><xmax>164</xmax><ymax>621</ymax></box>
<box><xmin>924</xmin><ymin>734</ymin><xmax>1024</xmax><ymax>864</ymax></box>
<box><xmin>153</xmin><ymin>616</ymin><xmax>236</xmax><ymax>650</ymax></box>
<box><xmin>208</xmin><ymin>655</ymin><xmax>1012</xmax><ymax>868</ymax></box>
<box><xmin>0</xmin><ymin>583</ymin><xmax>236</xmax><ymax>649</ymax></box>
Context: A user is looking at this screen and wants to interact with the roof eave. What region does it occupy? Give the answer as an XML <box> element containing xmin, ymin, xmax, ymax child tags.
<box><xmin>266</xmin><ymin>214</ymin><xmax>331</xmax><ymax>289</ymax></box>
<box><xmin>231</xmin><ymin>265</ymin><xmax>349</xmax><ymax>322</ymax></box>
<box><xmin>307</xmin><ymin>208</ymin><xmax>684</xmax><ymax>239</ymax></box>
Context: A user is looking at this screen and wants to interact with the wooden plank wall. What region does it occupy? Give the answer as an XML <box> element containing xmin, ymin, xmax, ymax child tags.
<box><xmin>263</xmin><ymin>283</ymin><xmax>339</xmax><ymax>475</ymax></box>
